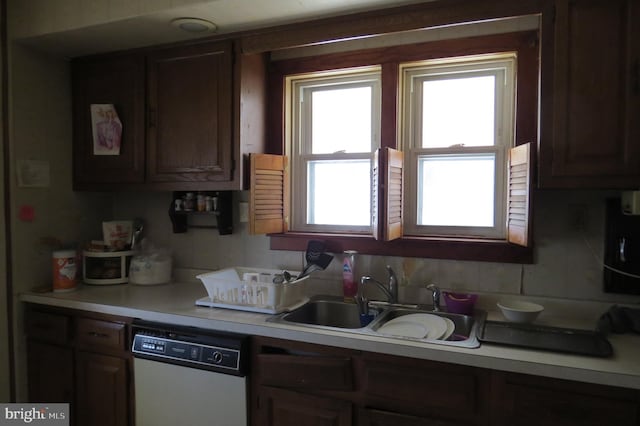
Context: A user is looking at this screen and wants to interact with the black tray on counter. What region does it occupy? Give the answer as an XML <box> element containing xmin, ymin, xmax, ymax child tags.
<box><xmin>477</xmin><ymin>320</ymin><xmax>613</xmax><ymax>358</ymax></box>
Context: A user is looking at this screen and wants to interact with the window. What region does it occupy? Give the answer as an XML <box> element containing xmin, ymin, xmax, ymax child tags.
<box><xmin>287</xmin><ymin>68</ymin><xmax>381</xmax><ymax>233</ymax></box>
<box><xmin>401</xmin><ymin>55</ymin><xmax>516</xmax><ymax>239</ymax></box>
<box><xmin>255</xmin><ymin>31</ymin><xmax>538</xmax><ymax>263</ymax></box>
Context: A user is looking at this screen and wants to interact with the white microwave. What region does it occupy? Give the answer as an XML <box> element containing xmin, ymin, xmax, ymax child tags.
<box><xmin>83</xmin><ymin>250</ymin><xmax>134</xmax><ymax>285</ymax></box>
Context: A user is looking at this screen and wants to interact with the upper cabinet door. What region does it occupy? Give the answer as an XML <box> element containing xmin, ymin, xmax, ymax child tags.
<box><xmin>146</xmin><ymin>41</ymin><xmax>233</xmax><ymax>185</ymax></box>
<box><xmin>539</xmin><ymin>0</ymin><xmax>640</xmax><ymax>188</ymax></box>
<box><xmin>72</xmin><ymin>54</ymin><xmax>146</xmax><ymax>188</ymax></box>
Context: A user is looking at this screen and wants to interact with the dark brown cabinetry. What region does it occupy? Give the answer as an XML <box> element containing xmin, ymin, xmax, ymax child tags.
<box><xmin>27</xmin><ymin>340</ymin><xmax>74</xmax><ymax>404</ymax></box>
<box><xmin>25</xmin><ymin>305</ymin><xmax>132</xmax><ymax>426</ymax></box>
<box><xmin>146</xmin><ymin>41</ymin><xmax>233</xmax><ymax>185</ymax></box>
<box><xmin>72</xmin><ymin>54</ymin><xmax>146</xmax><ymax>186</ymax></box>
<box><xmin>539</xmin><ymin>0</ymin><xmax>640</xmax><ymax>188</ymax></box>
<box><xmin>252</xmin><ymin>337</ymin><xmax>640</xmax><ymax>426</ymax></box>
<box><xmin>257</xmin><ymin>387</ymin><xmax>353</xmax><ymax>426</ymax></box>
<box><xmin>357</xmin><ymin>408</ymin><xmax>458</xmax><ymax>426</ymax></box>
<box><xmin>251</xmin><ymin>337</ymin><xmax>489</xmax><ymax>426</ymax></box>
<box><xmin>72</xmin><ymin>39</ymin><xmax>266</xmax><ymax>191</ymax></box>
<box><xmin>252</xmin><ymin>337</ymin><xmax>356</xmax><ymax>426</ymax></box>
<box><xmin>75</xmin><ymin>352</ymin><xmax>128</xmax><ymax>426</ymax></box>
<box><xmin>490</xmin><ymin>371</ymin><xmax>640</xmax><ymax>426</ymax></box>
<box><xmin>361</xmin><ymin>353</ymin><xmax>489</xmax><ymax>425</ymax></box>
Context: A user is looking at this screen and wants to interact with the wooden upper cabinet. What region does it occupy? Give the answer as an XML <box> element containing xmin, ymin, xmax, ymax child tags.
<box><xmin>72</xmin><ymin>54</ymin><xmax>146</xmax><ymax>188</ymax></box>
<box><xmin>539</xmin><ymin>0</ymin><xmax>640</xmax><ymax>188</ymax></box>
<box><xmin>146</xmin><ymin>41</ymin><xmax>233</xmax><ymax>186</ymax></box>
<box><xmin>72</xmin><ymin>39</ymin><xmax>266</xmax><ymax>191</ymax></box>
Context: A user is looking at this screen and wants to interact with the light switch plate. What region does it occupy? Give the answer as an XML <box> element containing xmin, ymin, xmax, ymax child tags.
<box><xmin>239</xmin><ymin>202</ymin><xmax>249</xmax><ymax>222</ymax></box>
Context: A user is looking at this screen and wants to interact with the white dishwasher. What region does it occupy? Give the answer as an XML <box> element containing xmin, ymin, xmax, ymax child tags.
<box><xmin>132</xmin><ymin>320</ymin><xmax>249</xmax><ymax>426</ymax></box>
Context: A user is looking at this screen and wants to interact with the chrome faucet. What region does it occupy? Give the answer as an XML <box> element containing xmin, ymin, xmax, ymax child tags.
<box><xmin>426</xmin><ymin>284</ymin><xmax>441</xmax><ymax>312</ymax></box>
<box><xmin>360</xmin><ymin>265</ymin><xmax>398</xmax><ymax>304</ymax></box>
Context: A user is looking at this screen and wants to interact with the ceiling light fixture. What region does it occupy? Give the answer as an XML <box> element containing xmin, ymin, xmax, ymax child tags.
<box><xmin>171</xmin><ymin>17</ymin><xmax>217</xmax><ymax>33</ymax></box>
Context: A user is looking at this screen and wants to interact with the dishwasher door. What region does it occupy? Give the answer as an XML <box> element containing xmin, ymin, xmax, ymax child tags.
<box><xmin>134</xmin><ymin>357</ymin><xmax>247</xmax><ymax>426</ymax></box>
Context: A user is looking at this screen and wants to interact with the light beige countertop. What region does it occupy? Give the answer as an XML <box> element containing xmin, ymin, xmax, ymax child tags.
<box><xmin>19</xmin><ymin>281</ymin><xmax>640</xmax><ymax>390</ymax></box>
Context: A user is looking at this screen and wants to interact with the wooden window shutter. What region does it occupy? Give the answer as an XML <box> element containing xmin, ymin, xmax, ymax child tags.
<box><xmin>372</xmin><ymin>148</ymin><xmax>404</xmax><ymax>241</ymax></box>
<box><xmin>507</xmin><ymin>143</ymin><xmax>534</xmax><ymax>247</ymax></box>
<box><xmin>371</xmin><ymin>149</ymin><xmax>381</xmax><ymax>240</ymax></box>
<box><xmin>249</xmin><ymin>154</ymin><xmax>289</xmax><ymax>235</ymax></box>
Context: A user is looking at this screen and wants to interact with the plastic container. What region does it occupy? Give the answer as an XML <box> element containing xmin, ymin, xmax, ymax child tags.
<box><xmin>197</xmin><ymin>267</ymin><xmax>309</xmax><ymax>314</ymax></box>
<box><xmin>129</xmin><ymin>253</ymin><xmax>172</xmax><ymax>285</ymax></box>
<box><xmin>52</xmin><ymin>250</ymin><xmax>78</xmax><ymax>292</ymax></box>
<box><xmin>342</xmin><ymin>250</ymin><xmax>358</xmax><ymax>303</ymax></box>
<box><xmin>443</xmin><ymin>291</ymin><xmax>478</xmax><ymax>315</ymax></box>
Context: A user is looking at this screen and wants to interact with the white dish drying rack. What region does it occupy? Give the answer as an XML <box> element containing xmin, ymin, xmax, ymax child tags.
<box><xmin>195</xmin><ymin>267</ymin><xmax>309</xmax><ymax>314</ymax></box>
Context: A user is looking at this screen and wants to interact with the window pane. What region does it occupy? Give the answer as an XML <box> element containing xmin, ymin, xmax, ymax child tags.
<box><xmin>421</xmin><ymin>75</ymin><xmax>495</xmax><ymax>148</ymax></box>
<box><xmin>311</xmin><ymin>86</ymin><xmax>372</xmax><ymax>154</ymax></box>
<box><xmin>418</xmin><ymin>155</ymin><xmax>495</xmax><ymax>227</ymax></box>
<box><xmin>307</xmin><ymin>160</ymin><xmax>370</xmax><ymax>226</ymax></box>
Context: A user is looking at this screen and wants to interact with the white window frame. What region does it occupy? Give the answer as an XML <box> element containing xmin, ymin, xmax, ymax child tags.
<box><xmin>400</xmin><ymin>54</ymin><xmax>516</xmax><ymax>239</ymax></box>
<box><xmin>286</xmin><ymin>67</ymin><xmax>382</xmax><ymax>233</ymax></box>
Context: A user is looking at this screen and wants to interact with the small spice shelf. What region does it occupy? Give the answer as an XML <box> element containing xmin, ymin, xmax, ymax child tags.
<box><xmin>168</xmin><ymin>191</ymin><xmax>233</xmax><ymax>235</ymax></box>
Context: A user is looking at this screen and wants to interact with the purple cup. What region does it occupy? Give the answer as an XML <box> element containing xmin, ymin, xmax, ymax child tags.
<box><xmin>443</xmin><ymin>292</ymin><xmax>478</xmax><ymax>315</ymax></box>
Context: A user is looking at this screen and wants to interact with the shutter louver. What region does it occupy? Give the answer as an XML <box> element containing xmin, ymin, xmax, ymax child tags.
<box><xmin>250</xmin><ymin>154</ymin><xmax>289</xmax><ymax>235</ymax></box>
<box><xmin>372</xmin><ymin>149</ymin><xmax>381</xmax><ymax>240</ymax></box>
<box><xmin>507</xmin><ymin>143</ymin><xmax>533</xmax><ymax>247</ymax></box>
<box><xmin>385</xmin><ymin>148</ymin><xmax>404</xmax><ymax>241</ymax></box>
<box><xmin>372</xmin><ymin>148</ymin><xmax>404</xmax><ymax>241</ymax></box>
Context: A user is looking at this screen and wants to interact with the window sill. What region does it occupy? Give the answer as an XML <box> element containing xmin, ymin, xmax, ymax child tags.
<box><xmin>269</xmin><ymin>232</ymin><xmax>533</xmax><ymax>264</ymax></box>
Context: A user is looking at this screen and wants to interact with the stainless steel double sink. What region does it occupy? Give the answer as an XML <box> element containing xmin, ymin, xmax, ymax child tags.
<box><xmin>267</xmin><ymin>295</ymin><xmax>485</xmax><ymax>348</ymax></box>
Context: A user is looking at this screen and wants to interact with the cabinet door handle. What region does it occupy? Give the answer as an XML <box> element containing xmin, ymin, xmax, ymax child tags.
<box><xmin>88</xmin><ymin>331</ymin><xmax>110</xmax><ymax>339</ymax></box>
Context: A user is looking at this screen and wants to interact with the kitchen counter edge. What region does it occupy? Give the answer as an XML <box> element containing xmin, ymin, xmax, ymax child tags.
<box><xmin>18</xmin><ymin>284</ymin><xmax>640</xmax><ymax>391</ymax></box>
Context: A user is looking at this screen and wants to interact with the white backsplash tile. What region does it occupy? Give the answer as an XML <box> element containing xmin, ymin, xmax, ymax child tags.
<box><xmin>112</xmin><ymin>189</ymin><xmax>640</xmax><ymax>306</ymax></box>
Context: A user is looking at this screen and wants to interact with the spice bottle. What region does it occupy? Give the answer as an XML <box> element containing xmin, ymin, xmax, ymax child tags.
<box><xmin>197</xmin><ymin>192</ymin><xmax>205</xmax><ymax>212</ymax></box>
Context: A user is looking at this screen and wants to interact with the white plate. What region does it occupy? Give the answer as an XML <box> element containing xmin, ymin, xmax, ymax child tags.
<box><xmin>441</xmin><ymin>317</ymin><xmax>455</xmax><ymax>340</ymax></box>
<box><xmin>377</xmin><ymin>321</ymin><xmax>428</xmax><ymax>339</ymax></box>
<box><xmin>378</xmin><ymin>313</ymin><xmax>449</xmax><ymax>340</ymax></box>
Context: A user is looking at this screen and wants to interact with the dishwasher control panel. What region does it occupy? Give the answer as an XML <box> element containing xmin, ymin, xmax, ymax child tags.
<box><xmin>131</xmin><ymin>322</ymin><xmax>246</xmax><ymax>374</ymax></box>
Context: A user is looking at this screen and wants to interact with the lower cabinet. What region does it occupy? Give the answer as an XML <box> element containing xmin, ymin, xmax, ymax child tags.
<box><xmin>75</xmin><ymin>352</ymin><xmax>129</xmax><ymax>426</ymax></box>
<box><xmin>361</xmin><ymin>352</ymin><xmax>489</xmax><ymax>425</ymax></box>
<box><xmin>357</xmin><ymin>408</ymin><xmax>462</xmax><ymax>426</ymax></box>
<box><xmin>490</xmin><ymin>371</ymin><xmax>640</xmax><ymax>426</ymax></box>
<box><xmin>26</xmin><ymin>341</ymin><xmax>74</xmax><ymax>404</ymax></box>
<box><xmin>257</xmin><ymin>387</ymin><xmax>352</xmax><ymax>426</ymax></box>
<box><xmin>25</xmin><ymin>305</ymin><xmax>132</xmax><ymax>426</ymax></box>
<box><xmin>252</xmin><ymin>337</ymin><xmax>640</xmax><ymax>426</ymax></box>
<box><xmin>251</xmin><ymin>337</ymin><xmax>489</xmax><ymax>426</ymax></box>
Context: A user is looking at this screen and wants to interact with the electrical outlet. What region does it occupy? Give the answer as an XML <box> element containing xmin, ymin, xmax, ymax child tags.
<box><xmin>239</xmin><ymin>202</ymin><xmax>249</xmax><ymax>223</ymax></box>
<box><xmin>568</xmin><ymin>203</ymin><xmax>588</xmax><ymax>231</ymax></box>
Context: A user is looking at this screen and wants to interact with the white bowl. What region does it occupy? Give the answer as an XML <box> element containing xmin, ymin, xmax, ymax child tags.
<box><xmin>497</xmin><ymin>300</ymin><xmax>544</xmax><ymax>323</ymax></box>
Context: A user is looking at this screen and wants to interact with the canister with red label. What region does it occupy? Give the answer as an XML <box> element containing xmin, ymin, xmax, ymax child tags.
<box><xmin>52</xmin><ymin>249</ymin><xmax>78</xmax><ymax>292</ymax></box>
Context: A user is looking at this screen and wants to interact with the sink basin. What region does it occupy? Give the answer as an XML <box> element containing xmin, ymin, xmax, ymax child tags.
<box><xmin>370</xmin><ymin>308</ymin><xmax>477</xmax><ymax>342</ymax></box>
<box><xmin>274</xmin><ymin>297</ymin><xmax>364</xmax><ymax>329</ymax></box>
<box><xmin>268</xmin><ymin>296</ymin><xmax>485</xmax><ymax>349</ymax></box>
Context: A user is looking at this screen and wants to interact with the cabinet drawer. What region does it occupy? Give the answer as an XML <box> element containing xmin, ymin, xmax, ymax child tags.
<box><xmin>26</xmin><ymin>310</ymin><xmax>70</xmax><ymax>344</ymax></box>
<box><xmin>75</xmin><ymin>318</ymin><xmax>127</xmax><ymax>351</ymax></box>
<box><xmin>257</xmin><ymin>353</ymin><xmax>354</xmax><ymax>391</ymax></box>
<box><xmin>358</xmin><ymin>407</ymin><xmax>465</xmax><ymax>426</ymax></box>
